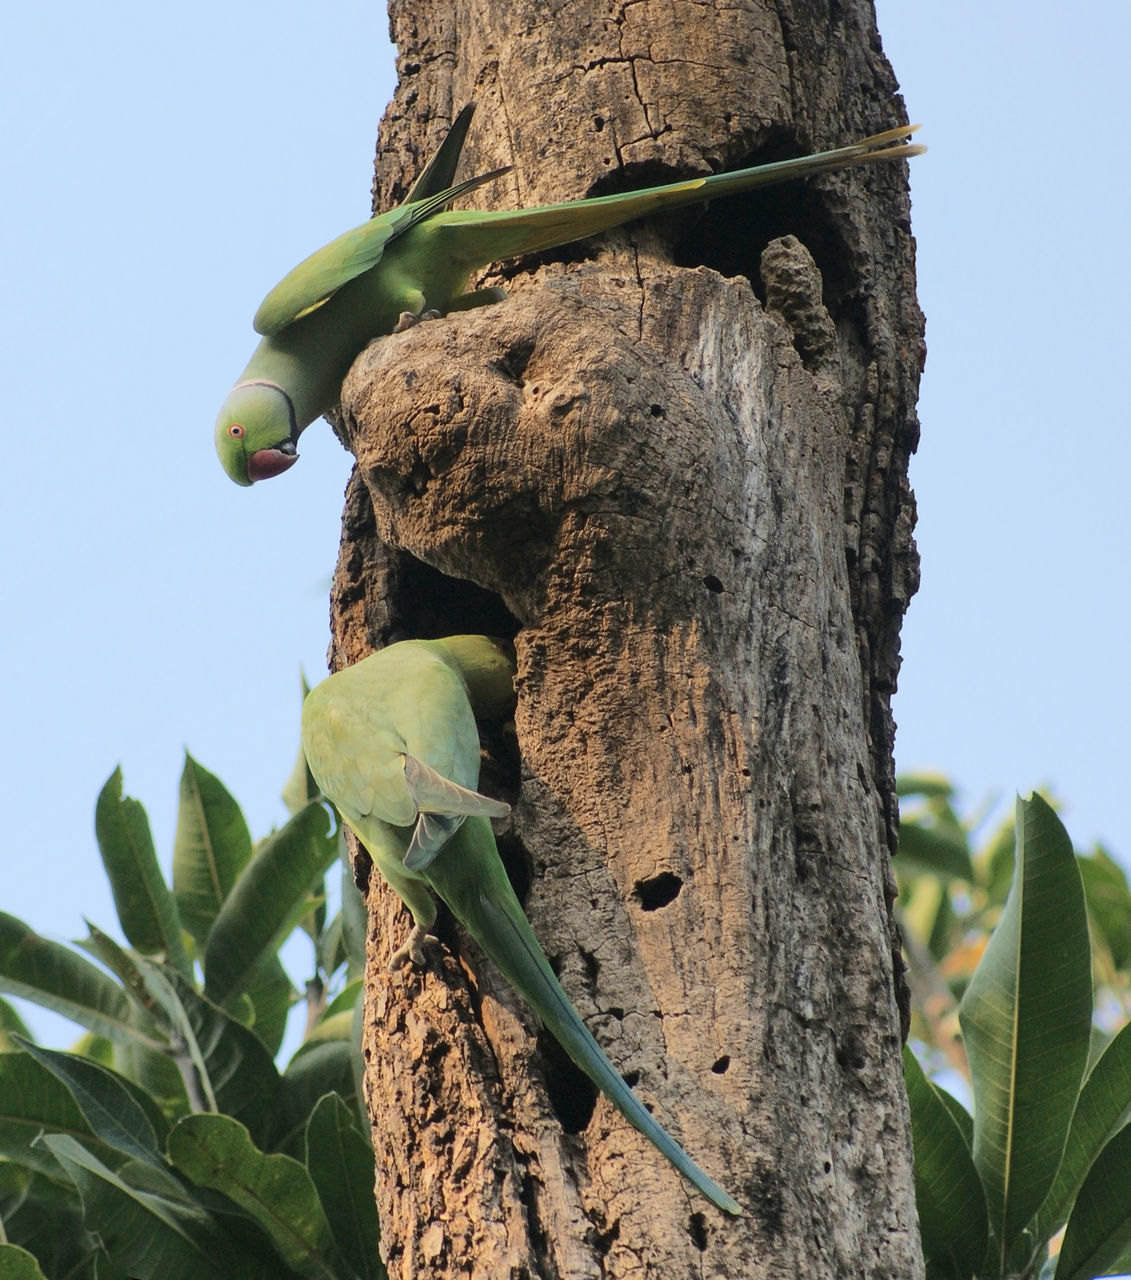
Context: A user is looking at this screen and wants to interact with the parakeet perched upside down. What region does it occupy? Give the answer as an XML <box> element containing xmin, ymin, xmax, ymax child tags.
<box><xmin>300</xmin><ymin>635</ymin><xmax>743</xmax><ymax>1215</ymax></box>
<box><xmin>216</xmin><ymin>105</ymin><xmax>923</xmax><ymax>484</ymax></box>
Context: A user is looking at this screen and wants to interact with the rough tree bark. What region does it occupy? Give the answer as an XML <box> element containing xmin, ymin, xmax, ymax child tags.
<box><xmin>326</xmin><ymin>2</ymin><xmax>924</xmax><ymax>1276</ymax></box>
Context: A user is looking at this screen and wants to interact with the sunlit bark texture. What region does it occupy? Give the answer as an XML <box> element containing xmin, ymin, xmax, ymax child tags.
<box><xmin>326</xmin><ymin>1</ymin><xmax>925</xmax><ymax>1275</ymax></box>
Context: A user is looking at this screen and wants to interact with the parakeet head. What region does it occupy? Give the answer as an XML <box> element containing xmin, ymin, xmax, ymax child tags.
<box><xmin>433</xmin><ymin>635</ymin><xmax>517</xmax><ymax>719</ymax></box>
<box><xmin>215</xmin><ymin>380</ymin><xmax>300</xmax><ymax>485</ymax></box>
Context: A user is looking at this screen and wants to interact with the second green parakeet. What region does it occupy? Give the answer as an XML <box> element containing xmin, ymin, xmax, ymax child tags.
<box><xmin>301</xmin><ymin>635</ymin><xmax>742</xmax><ymax>1215</ymax></box>
<box><xmin>217</xmin><ymin>105</ymin><xmax>922</xmax><ymax>484</ymax></box>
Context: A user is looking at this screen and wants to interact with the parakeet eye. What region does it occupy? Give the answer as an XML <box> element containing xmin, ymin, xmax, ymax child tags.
<box><xmin>228</xmin><ymin>423</ymin><xmax>245</xmax><ymax>439</ymax></box>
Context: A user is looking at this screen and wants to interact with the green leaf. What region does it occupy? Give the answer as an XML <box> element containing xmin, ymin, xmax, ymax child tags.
<box><xmin>903</xmin><ymin>1047</ymin><xmax>988</xmax><ymax>1279</ymax></box>
<box><xmin>318</xmin><ymin>978</ymin><xmax>363</xmax><ymax>1026</ymax></box>
<box><xmin>167</xmin><ymin>1114</ymin><xmax>344</xmax><ymax>1280</ymax></box>
<box><xmin>1079</xmin><ymin>845</ymin><xmax>1131</xmax><ymax>972</ymax></box>
<box><xmin>304</xmin><ymin>1094</ymin><xmax>383</xmax><ymax>1280</ymax></box>
<box><xmin>281</xmin><ymin>677</ymin><xmax>316</xmax><ymax>818</ymax></box>
<box><xmin>1053</xmin><ymin>1123</ymin><xmax>1131</xmax><ymax>1280</ymax></box>
<box><xmin>0</xmin><ymin>1052</ymin><xmax>95</xmax><ymax>1177</ymax></box>
<box><xmin>0</xmin><ymin>997</ymin><xmax>32</xmax><ymax>1040</ymax></box>
<box><xmin>38</xmin><ymin>1134</ymin><xmax>263</xmax><ymax>1280</ymax></box>
<box><xmin>202</xmin><ymin>800</ymin><xmax>336</xmax><ymax>1009</ymax></box>
<box><xmin>14</xmin><ymin>1040</ymin><xmax>167</xmax><ymax>1166</ymax></box>
<box><xmin>276</xmin><ymin>1041</ymin><xmax>361</xmax><ymax>1157</ymax></box>
<box><xmin>339</xmin><ymin>857</ymin><xmax>367</xmax><ymax>979</ymax></box>
<box><xmin>897</xmin><ymin>821</ymin><xmax>976</xmax><ymax>882</ymax></box>
<box><xmin>959</xmin><ymin>794</ymin><xmax>1093</xmax><ymax>1271</ymax></box>
<box><xmin>1037</xmin><ymin>1020</ymin><xmax>1131</xmax><ymax>1240</ymax></box>
<box><xmin>161</xmin><ymin>971</ymin><xmax>282</xmax><ymax>1146</ymax></box>
<box><xmin>173</xmin><ymin>754</ymin><xmax>252</xmax><ymax>945</ymax></box>
<box><xmin>0</xmin><ymin>913</ymin><xmax>137</xmax><ymax>1043</ymax></box>
<box><xmin>0</xmin><ymin>1243</ymin><xmax>51</xmax><ymax>1279</ymax></box>
<box><xmin>75</xmin><ymin>932</ymin><xmax>216</xmax><ymax>1114</ymax></box>
<box><xmin>0</xmin><ymin>1162</ymin><xmax>93</xmax><ymax>1275</ymax></box>
<box><xmin>897</xmin><ymin>774</ymin><xmax>958</xmax><ymax>800</ymax></box>
<box><xmin>240</xmin><ymin>953</ymin><xmax>297</xmax><ymax>1058</ymax></box>
<box><xmin>94</xmin><ymin>769</ymin><xmax>190</xmax><ymax>976</ymax></box>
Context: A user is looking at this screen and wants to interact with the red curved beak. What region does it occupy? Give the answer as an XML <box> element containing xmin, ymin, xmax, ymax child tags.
<box><xmin>247</xmin><ymin>444</ymin><xmax>299</xmax><ymax>483</ymax></box>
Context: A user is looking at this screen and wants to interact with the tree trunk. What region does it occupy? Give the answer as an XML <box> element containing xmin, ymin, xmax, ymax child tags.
<box><xmin>327</xmin><ymin>2</ymin><xmax>924</xmax><ymax>1276</ymax></box>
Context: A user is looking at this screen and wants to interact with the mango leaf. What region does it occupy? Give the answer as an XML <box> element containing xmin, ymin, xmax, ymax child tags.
<box><xmin>0</xmin><ymin>913</ymin><xmax>138</xmax><ymax>1043</ymax></box>
<box><xmin>202</xmin><ymin>800</ymin><xmax>336</xmax><ymax>1009</ymax></box>
<box><xmin>0</xmin><ymin>1162</ymin><xmax>94</xmax><ymax>1276</ymax></box>
<box><xmin>162</xmin><ymin>971</ymin><xmax>282</xmax><ymax>1146</ymax></box>
<box><xmin>0</xmin><ymin>996</ymin><xmax>32</xmax><ymax>1040</ymax></box>
<box><xmin>1053</xmin><ymin>1122</ymin><xmax>1131</xmax><ymax>1280</ymax></box>
<box><xmin>318</xmin><ymin>978</ymin><xmax>363</xmax><ymax>1027</ymax></box>
<box><xmin>903</xmin><ymin>1046</ymin><xmax>988</xmax><ymax>1279</ymax></box>
<box><xmin>281</xmin><ymin>678</ymin><xmax>316</xmax><ymax>818</ymax></box>
<box><xmin>239</xmin><ymin>952</ymin><xmax>296</xmax><ymax>1058</ymax></box>
<box><xmin>14</xmin><ymin>1040</ymin><xmax>167</xmax><ymax>1166</ymax></box>
<box><xmin>94</xmin><ymin>769</ymin><xmax>190</xmax><ymax>976</ymax></box>
<box><xmin>304</xmin><ymin>1094</ymin><xmax>383</xmax><ymax>1280</ymax></box>
<box><xmin>0</xmin><ymin>1052</ymin><xmax>96</xmax><ymax>1177</ymax></box>
<box><xmin>1037</xmin><ymin>1020</ymin><xmax>1131</xmax><ymax>1240</ymax></box>
<box><xmin>173</xmin><ymin>754</ymin><xmax>252</xmax><ymax>945</ymax></box>
<box><xmin>276</xmin><ymin>1040</ymin><xmax>361</xmax><ymax>1157</ymax></box>
<box><xmin>340</xmin><ymin>860</ymin><xmax>368</xmax><ymax>978</ymax></box>
<box><xmin>167</xmin><ymin>1113</ymin><xmax>345</xmax><ymax>1280</ymax></box>
<box><xmin>1079</xmin><ymin>845</ymin><xmax>1131</xmax><ymax>972</ymax></box>
<box><xmin>77</xmin><ymin>926</ymin><xmax>227</xmax><ymax>1117</ymax></box>
<box><xmin>959</xmin><ymin>794</ymin><xmax>1093</xmax><ymax>1272</ymax></box>
<box><xmin>38</xmin><ymin>1134</ymin><xmax>272</xmax><ymax>1280</ymax></box>
<box><xmin>0</xmin><ymin>1244</ymin><xmax>51</xmax><ymax>1279</ymax></box>
<box><xmin>897</xmin><ymin>821</ymin><xmax>976</xmax><ymax>882</ymax></box>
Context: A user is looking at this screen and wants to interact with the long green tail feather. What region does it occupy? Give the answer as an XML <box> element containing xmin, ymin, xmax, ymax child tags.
<box><xmin>434</xmin><ymin>123</ymin><xmax>923</xmax><ymax>268</ymax></box>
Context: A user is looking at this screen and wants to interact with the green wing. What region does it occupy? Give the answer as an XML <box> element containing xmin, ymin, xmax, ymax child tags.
<box><xmin>401</xmin><ymin>104</ymin><xmax>477</xmax><ymax>203</ymax></box>
<box><xmin>252</xmin><ymin>166</ymin><xmax>510</xmax><ymax>336</ymax></box>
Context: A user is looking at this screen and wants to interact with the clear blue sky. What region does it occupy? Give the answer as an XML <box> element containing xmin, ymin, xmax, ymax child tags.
<box><xmin>3</xmin><ymin>1</ymin><xmax>1127</xmax><ymax>1047</ymax></box>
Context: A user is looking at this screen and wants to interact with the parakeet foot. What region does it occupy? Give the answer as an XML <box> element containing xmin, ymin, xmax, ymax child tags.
<box><xmin>392</xmin><ymin>309</ymin><xmax>443</xmax><ymax>333</ymax></box>
<box><xmin>389</xmin><ymin>923</ymin><xmax>441</xmax><ymax>970</ymax></box>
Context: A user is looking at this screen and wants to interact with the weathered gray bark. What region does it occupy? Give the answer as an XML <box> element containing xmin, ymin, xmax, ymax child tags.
<box><xmin>327</xmin><ymin>2</ymin><xmax>924</xmax><ymax>1276</ymax></box>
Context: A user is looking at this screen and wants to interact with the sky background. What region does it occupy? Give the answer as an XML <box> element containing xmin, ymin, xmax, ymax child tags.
<box><xmin>3</xmin><ymin>1</ymin><xmax>1127</xmax><ymax>1048</ymax></box>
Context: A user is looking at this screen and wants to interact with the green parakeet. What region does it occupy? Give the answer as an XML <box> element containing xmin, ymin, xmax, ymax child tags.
<box><xmin>217</xmin><ymin>105</ymin><xmax>922</xmax><ymax>484</ymax></box>
<box><xmin>301</xmin><ymin>635</ymin><xmax>742</xmax><ymax>1215</ymax></box>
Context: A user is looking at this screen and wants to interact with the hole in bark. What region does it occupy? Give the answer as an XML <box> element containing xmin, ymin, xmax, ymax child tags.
<box><xmin>632</xmin><ymin>871</ymin><xmax>683</xmax><ymax>910</ymax></box>
<box><xmin>688</xmin><ymin>1212</ymin><xmax>709</xmax><ymax>1250</ymax></box>
<box><xmin>711</xmin><ymin>1054</ymin><xmax>731</xmax><ymax>1074</ymax></box>
<box><xmin>488</xmin><ymin>335</ymin><xmax>535</xmax><ymax>386</ymax></box>
<box><xmin>391</xmin><ymin>554</ymin><xmax>521</xmax><ymax>643</ymax></box>
<box><xmin>702</xmin><ymin>574</ymin><xmax>724</xmax><ymax>593</ymax></box>
<box><xmin>649</xmin><ymin>402</ymin><xmax>664</xmax><ymax>417</ymax></box>
<box><xmin>407</xmin><ymin>457</ymin><xmax>432</xmax><ymax>494</ymax></box>
<box><xmin>588</xmin><ymin>1215</ymin><xmax>621</xmax><ymax>1258</ymax></box>
<box><xmin>495</xmin><ymin>832</ymin><xmax>534</xmax><ymax>903</ymax></box>
<box><xmin>836</xmin><ymin>1030</ymin><xmax>867</xmax><ymax>1071</ymax></box>
<box><xmin>671</xmin><ymin>129</ymin><xmax>858</xmax><ymax>314</ymax></box>
<box><xmin>350</xmin><ymin>847</ymin><xmax>372</xmax><ymax>895</ymax></box>
<box><xmin>537</xmin><ymin>1028</ymin><xmax>599</xmax><ymax>1133</ymax></box>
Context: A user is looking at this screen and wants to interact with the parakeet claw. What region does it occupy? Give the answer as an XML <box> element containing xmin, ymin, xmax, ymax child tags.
<box><xmin>392</xmin><ymin>308</ymin><xmax>443</xmax><ymax>333</ymax></box>
<box><xmin>389</xmin><ymin>923</ymin><xmax>440</xmax><ymax>970</ymax></box>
